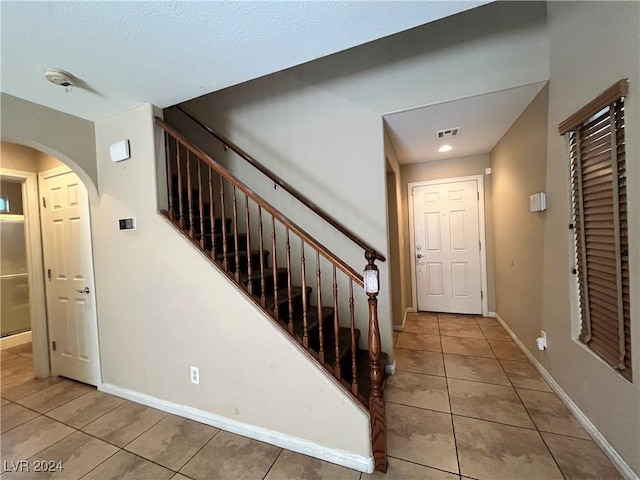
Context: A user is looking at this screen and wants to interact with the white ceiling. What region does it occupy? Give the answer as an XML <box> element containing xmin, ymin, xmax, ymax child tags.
<box><xmin>384</xmin><ymin>82</ymin><xmax>547</xmax><ymax>164</ymax></box>
<box><xmin>0</xmin><ymin>1</ymin><xmax>489</xmax><ymax>122</ymax></box>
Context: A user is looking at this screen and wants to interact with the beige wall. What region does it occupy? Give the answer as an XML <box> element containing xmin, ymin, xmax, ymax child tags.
<box><xmin>400</xmin><ymin>155</ymin><xmax>496</xmax><ymax>314</ymax></box>
<box><xmin>171</xmin><ymin>1</ymin><xmax>549</xmax><ymax>347</ymax></box>
<box><xmin>490</xmin><ymin>85</ymin><xmax>548</xmax><ymax>356</ymax></box>
<box><xmin>384</xmin><ymin>129</ymin><xmax>407</xmax><ymax>327</ymax></box>
<box><xmin>1</xmin><ymin>142</ymin><xmax>40</xmax><ymax>172</ymax></box>
<box><xmin>539</xmin><ymin>2</ymin><xmax>639</xmax><ymax>474</ymax></box>
<box><xmin>386</xmin><ymin>170</ymin><xmax>401</xmax><ymax>326</ymax></box>
<box><xmin>1</xmin><ymin>94</ymin><xmax>97</xmax><ymax>194</ymax></box>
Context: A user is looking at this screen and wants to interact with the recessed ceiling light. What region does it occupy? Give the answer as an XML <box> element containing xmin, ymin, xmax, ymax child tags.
<box><xmin>438</xmin><ymin>144</ymin><xmax>453</xmax><ymax>153</ymax></box>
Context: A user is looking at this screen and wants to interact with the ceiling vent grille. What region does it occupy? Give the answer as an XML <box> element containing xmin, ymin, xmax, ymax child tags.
<box><xmin>437</xmin><ymin>127</ymin><xmax>461</xmax><ymax>139</ymax></box>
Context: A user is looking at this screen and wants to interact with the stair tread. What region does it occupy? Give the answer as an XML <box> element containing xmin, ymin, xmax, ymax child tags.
<box><xmin>216</xmin><ymin>249</ymin><xmax>268</xmax><ymax>259</ymax></box>
<box><xmin>320</xmin><ymin>327</ymin><xmax>359</xmax><ymax>367</ymax></box>
<box><xmin>262</xmin><ymin>286</ymin><xmax>311</xmax><ymax>309</ymax></box>
<box><xmin>240</xmin><ymin>267</ymin><xmax>287</xmax><ymax>284</ymax></box>
<box><xmin>290</xmin><ymin>306</ymin><xmax>333</xmax><ymax>337</ymax></box>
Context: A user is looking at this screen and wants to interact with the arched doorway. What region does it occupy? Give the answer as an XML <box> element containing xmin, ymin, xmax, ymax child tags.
<box><xmin>1</xmin><ymin>142</ymin><xmax>100</xmax><ymax>386</ymax></box>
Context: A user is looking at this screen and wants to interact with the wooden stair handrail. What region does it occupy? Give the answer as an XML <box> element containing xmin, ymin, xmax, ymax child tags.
<box><xmin>156</xmin><ymin>116</ymin><xmax>364</xmax><ymax>286</ymax></box>
<box><xmin>173</xmin><ymin>105</ymin><xmax>387</xmax><ymax>263</ymax></box>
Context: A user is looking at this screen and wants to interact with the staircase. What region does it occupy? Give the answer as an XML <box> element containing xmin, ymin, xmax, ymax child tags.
<box><xmin>155</xmin><ymin>111</ymin><xmax>388</xmax><ymax>472</ymax></box>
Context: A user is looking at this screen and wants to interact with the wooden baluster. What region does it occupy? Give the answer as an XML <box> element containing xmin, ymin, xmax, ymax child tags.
<box><xmin>197</xmin><ymin>159</ymin><xmax>205</xmax><ymax>249</ymax></box>
<box><xmin>186</xmin><ymin>151</ymin><xmax>195</xmax><ymax>239</ymax></box>
<box><xmin>258</xmin><ymin>206</ymin><xmax>266</xmax><ymax>307</ymax></box>
<box><xmin>244</xmin><ymin>195</ymin><xmax>253</xmax><ymax>296</ymax></box>
<box><xmin>286</xmin><ymin>229</ymin><xmax>293</xmax><ymax>334</ymax></box>
<box><xmin>271</xmin><ymin>217</ymin><xmax>279</xmax><ymax>321</ymax></box>
<box><xmin>349</xmin><ymin>279</ymin><xmax>358</xmax><ymax>396</ymax></box>
<box><xmin>232</xmin><ymin>186</ymin><xmax>240</xmax><ymax>282</ymax></box>
<box><xmin>208</xmin><ymin>168</ymin><xmax>216</xmax><ymax>259</ymax></box>
<box><xmin>219</xmin><ymin>176</ymin><xmax>229</xmax><ymax>271</ymax></box>
<box><xmin>365</xmin><ymin>251</ymin><xmax>387</xmax><ymax>473</ymax></box>
<box><xmin>165</xmin><ymin>132</ymin><xmax>174</xmax><ymax>220</ymax></box>
<box><xmin>316</xmin><ymin>252</ymin><xmax>325</xmax><ymax>365</ymax></box>
<box><xmin>301</xmin><ymin>240</ymin><xmax>309</xmax><ymax>348</ymax></box>
<box><xmin>176</xmin><ymin>142</ymin><xmax>185</xmax><ymax>229</ymax></box>
<box><xmin>332</xmin><ymin>266</ymin><xmax>341</xmax><ymax>378</ymax></box>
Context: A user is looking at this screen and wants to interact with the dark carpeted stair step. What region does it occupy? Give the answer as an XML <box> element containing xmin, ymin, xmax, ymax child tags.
<box><xmin>241</xmin><ymin>267</ymin><xmax>288</xmax><ymax>296</ymax></box>
<box><xmin>319</xmin><ymin>327</ymin><xmax>360</xmax><ymax>377</ymax></box>
<box><xmin>262</xmin><ymin>286</ymin><xmax>311</xmax><ymax>321</ymax></box>
<box><xmin>216</xmin><ymin>249</ymin><xmax>269</xmax><ymax>273</ymax></box>
<box><xmin>203</xmin><ymin>232</ymin><xmax>248</xmax><ymax>255</ymax></box>
<box><xmin>173</xmin><ymin>213</ymin><xmax>232</xmax><ymax>235</ymax></box>
<box><xmin>191</xmin><ymin>216</ymin><xmax>233</xmax><ymax>234</ymax></box>
<box><xmin>290</xmin><ymin>306</ymin><xmax>332</xmax><ymax>342</ymax></box>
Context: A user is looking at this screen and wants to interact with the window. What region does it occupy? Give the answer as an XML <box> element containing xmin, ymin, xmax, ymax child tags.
<box><xmin>0</xmin><ymin>195</ymin><xmax>9</xmax><ymax>213</ymax></box>
<box><xmin>559</xmin><ymin>79</ymin><xmax>631</xmax><ymax>381</ymax></box>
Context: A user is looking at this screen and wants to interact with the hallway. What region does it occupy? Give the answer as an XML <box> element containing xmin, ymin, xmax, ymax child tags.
<box><xmin>1</xmin><ymin>314</ymin><xmax>623</xmax><ymax>479</ymax></box>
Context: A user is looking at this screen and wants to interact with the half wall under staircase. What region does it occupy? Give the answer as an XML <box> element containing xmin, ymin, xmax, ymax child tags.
<box><xmin>155</xmin><ymin>111</ymin><xmax>389</xmax><ymax>472</ymax></box>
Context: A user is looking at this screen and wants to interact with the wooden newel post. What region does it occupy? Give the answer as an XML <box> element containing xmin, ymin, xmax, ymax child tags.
<box><xmin>364</xmin><ymin>250</ymin><xmax>388</xmax><ymax>473</ymax></box>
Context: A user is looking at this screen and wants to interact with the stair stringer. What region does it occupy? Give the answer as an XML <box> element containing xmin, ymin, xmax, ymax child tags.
<box><xmin>99</xmin><ymin>215</ymin><xmax>374</xmax><ymax>472</ymax></box>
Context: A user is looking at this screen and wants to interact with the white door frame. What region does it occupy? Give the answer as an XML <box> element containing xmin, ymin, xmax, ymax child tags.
<box><xmin>408</xmin><ymin>175</ymin><xmax>489</xmax><ymax>317</ymax></box>
<box><xmin>38</xmin><ymin>165</ymin><xmax>101</xmax><ymax>385</ymax></box>
<box><xmin>0</xmin><ymin>168</ymin><xmax>49</xmax><ymax>377</ymax></box>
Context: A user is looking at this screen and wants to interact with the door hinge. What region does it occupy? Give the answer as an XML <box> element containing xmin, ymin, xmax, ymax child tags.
<box><xmin>47</xmin><ymin>268</ymin><xmax>52</xmax><ymax>281</ymax></box>
<box><xmin>477</xmin><ymin>192</ymin><xmax>480</xmax><ymax>201</ymax></box>
<box><xmin>42</xmin><ymin>197</ymin><xmax>47</xmax><ymax>208</ymax></box>
<box><xmin>479</xmin><ymin>240</ymin><xmax>482</xmax><ymax>250</ymax></box>
<box><xmin>52</xmin><ymin>341</ymin><xmax>57</xmax><ymax>351</ymax></box>
<box><xmin>481</xmin><ymin>290</ymin><xmax>484</xmax><ymax>300</ymax></box>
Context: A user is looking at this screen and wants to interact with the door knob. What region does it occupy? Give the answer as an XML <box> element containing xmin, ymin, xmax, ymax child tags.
<box><xmin>416</xmin><ymin>254</ymin><xmax>424</xmax><ymax>259</ymax></box>
<box><xmin>76</xmin><ymin>286</ymin><xmax>90</xmax><ymax>294</ymax></box>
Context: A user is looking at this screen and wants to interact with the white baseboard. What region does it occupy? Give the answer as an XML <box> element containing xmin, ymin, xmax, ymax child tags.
<box><xmin>99</xmin><ymin>383</ymin><xmax>374</xmax><ymax>474</ymax></box>
<box><xmin>494</xmin><ymin>314</ymin><xmax>638</xmax><ymax>480</ymax></box>
<box><xmin>1</xmin><ymin>331</ymin><xmax>32</xmax><ymax>350</ymax></box>
<box><xmin>394</xmin><ymin>307</ymin><xmax>414</xmax><ymax>332</ymax></box>
<box><xmin>385</xmin><ymin>361</ymin><xmax>396</xmax><ymax>375</ymax></box>
<box><xmin>486</xmin><ymin>311</ymin><xmax>496</xmax><ymax>318</ymax></box>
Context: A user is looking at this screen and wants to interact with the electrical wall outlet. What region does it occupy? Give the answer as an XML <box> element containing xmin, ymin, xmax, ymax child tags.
<box><xmin>190</xmin><ymin>366</ymin><xmax>200</xmax><ymax>385</ymax></box>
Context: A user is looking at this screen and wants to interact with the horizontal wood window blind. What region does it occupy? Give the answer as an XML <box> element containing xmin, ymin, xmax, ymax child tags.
<box><xmin>563</xmin><ymin>79</ymin><xmax>631</xmax><ymax>381</ymax></box>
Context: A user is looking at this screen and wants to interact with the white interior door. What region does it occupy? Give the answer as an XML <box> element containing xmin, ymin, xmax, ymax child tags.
<box><xmin>40</xmin><ymin>169</ymin><xmax>100</xmax><ymax>385</ymax></box>
<box><xmin>412</xmin><ymin>180</ymin><xmax>482</xmax><ymax>314</ymax></box>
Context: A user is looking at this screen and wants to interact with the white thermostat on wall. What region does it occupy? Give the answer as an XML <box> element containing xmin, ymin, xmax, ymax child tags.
<box><xmin>530</xmin><ymin>192</ymin><xmax>547</xmax><ymax>212</ymax></box>
<box><xmin>119</xmin><ymin>218</ymin><xmax>136</xmax><ymax>230</ymax></box>
<box><xmin>110</xmin><ymin>140</ymin><xmax>130</xmax><ymax>162</ymax></box>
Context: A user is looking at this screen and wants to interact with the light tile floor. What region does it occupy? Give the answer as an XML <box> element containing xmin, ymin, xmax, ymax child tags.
<box><xmin>0</xmin><ymin>315</ymin><xmax>623</xmax><ymax>479</ymax></box>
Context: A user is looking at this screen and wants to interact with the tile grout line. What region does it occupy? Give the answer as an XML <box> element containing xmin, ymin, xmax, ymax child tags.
<box><xmin>438</xmin><ymin>313</ymin><xmax>462</xmax><ymax>478</ymax></box>
<box><xmin>174</xmin><ymin>427</ymin><xmax>223</xmax><ymax>474</ymax></box>
<box><xmin>261</xmin><ymin>446</ymin><xmax>284</xmax><ymax>479</ymax></box>
<box><xmin>175</xmin><ymin>427</ymin><xmax>223</xmax><ymax>476</ymax></box>
<box><xmin>45</xmin><ymin>395</ymin><xmax>128</xmax><ymax>431</ymax></box>
<box><xmin>387</xmin><ymin>454</ymin><xmax>470</xmax><ymax>478</ymax></box>
<box><xmin>490</xmin><ymin>326</ymin><xmax>568</xmax><ymax>479</ymax></box>
<box><xmin>512</xmin><ymin>386</ymin><xmax>568</xmax><ymax>479</ymax></box>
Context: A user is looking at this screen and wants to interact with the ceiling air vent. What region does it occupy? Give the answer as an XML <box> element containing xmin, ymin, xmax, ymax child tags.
<box><xmin>436</xmin><ymin>127</ymin><xmax>461</xmax><ymax>139</ymax></box>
